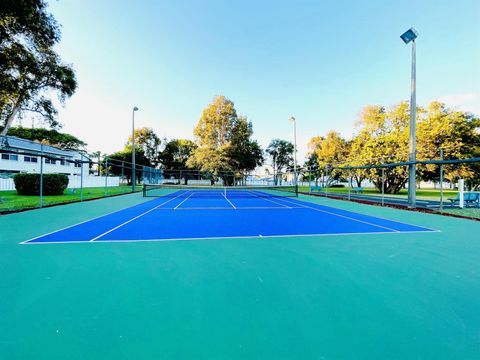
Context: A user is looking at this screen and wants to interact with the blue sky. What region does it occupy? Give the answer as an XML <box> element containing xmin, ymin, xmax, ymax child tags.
<box><xmin>38</xmin><ymin>0</ymin><xmax>480</xmax><ymax>162</ymax></box>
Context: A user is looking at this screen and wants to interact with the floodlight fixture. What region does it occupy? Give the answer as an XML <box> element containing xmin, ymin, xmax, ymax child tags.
<box><xmin>400</xmin><ymin>28</ymin><xmax>418</xmax><ymax>44</ymax></box>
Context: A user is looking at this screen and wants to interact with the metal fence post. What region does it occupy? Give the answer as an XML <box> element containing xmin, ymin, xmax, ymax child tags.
<box><xmin>325</xmin><ymin>165</ymin><xmax>329</xmax><ymax>198</ymax></box>
<box><xmin>439</xmin><ymin>148</ymin><xmax>444</xmax><ymax>212</ymax></box>
<box><xmin>104</xmin><ymin>157</ymin><xmax>108</xmax><ymax>196</ymax></box>
<box><xmin>381</xmin><ymin>164</ymin><xmax>385</xmax><ymax>206</ymax></box>
<box><xmin>39</xmin><ymin>144</ymin><xmax>44</xmax><ymax>208</ymax></box>
<box><xmin>80</xmin><ymin>153</ymin><xmax>84</xmax><ymax>201</ymax></box>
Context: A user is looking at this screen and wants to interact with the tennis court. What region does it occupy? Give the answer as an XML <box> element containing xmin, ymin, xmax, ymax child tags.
<box><xmin>23</xmin><ymin>186</ymin><xmax>435</xmax><ymax>244</ymax></box>
<box><xmin>2</xmin><ymin>189</ymin><xmax>480</xmax><ymax>359</ymax></box>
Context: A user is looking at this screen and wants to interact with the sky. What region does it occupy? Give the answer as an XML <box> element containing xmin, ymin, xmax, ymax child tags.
<box><xmin>25</xmin><ymin>0</ymin><xmax>480</xmax><ymax>163</ymax></box>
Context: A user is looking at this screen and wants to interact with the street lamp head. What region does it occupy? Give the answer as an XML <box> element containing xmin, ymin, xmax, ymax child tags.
<box><xmin>289</xmin><ymin>116</ymin><xmax>296</xmax><ymax>123</ymax></box>
<box><xmin>133</xmin><ymin>106</ymin><xmax>139</xmax><ymax>111</ymax></box>
<box><xmin>400</xmin><ymin>27</ymin><xmax>418</xmax><ymax>44</ymax></box>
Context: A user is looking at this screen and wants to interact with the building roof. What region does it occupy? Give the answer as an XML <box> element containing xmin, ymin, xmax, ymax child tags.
<box><xmin>1</xmin><ymin>136</ymin><xmax>81</xmax><ymax>158</ymax></box>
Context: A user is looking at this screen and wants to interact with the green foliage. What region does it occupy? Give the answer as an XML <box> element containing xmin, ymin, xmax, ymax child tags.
<box><xmin>187</xmin><ymin>96</ymin><xmax>263</xmax><ymax>185</ymax></box>
<box><xmin>307</xmin><ymin>101</ymin><xmax>480</xmax><ymax>193</ymax></box>
<box><xmin>0</xmin><ymin>0</ymin><xmax>77</xmax><ymax>135</ymax></box>
<box><xmin>106</xmin><ymin>148</ymin><xmax>151</xmax><ymax>185</ymax></box>
<box><xmin>266</xmin><ymin>139</ymin><xmax>293</xmax><ymax>185</ymax></box>
<box><xmin>127</xmin><ymin>127</ymin><xmax>161</xmax><ymax>165</ymax></box>
<box><xmin>5</xmin><ymin>127</ymin><xmax>86</xmax><ymax>149</ymax></box>
<box><xmin>13</xmin><ymin>173</ymin><xmax>68</xmax><ymax>195</ymax></box>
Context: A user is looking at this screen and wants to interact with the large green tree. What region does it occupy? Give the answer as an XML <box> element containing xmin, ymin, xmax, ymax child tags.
<box><xmin>127</xmin><ymin>127</ymin><xmax>161</xmax><ymax>166</ymax></box>
<box><xmin>159</xmin><ymin>139</ymin><xmax>197</xmax><ymax>184</ymax></box>
<box><xmin>187</xmin><ymin>96</ymin><xmax>263</xmax><ymax>185</ymax></box>
<box><xmin>0</xmin><ymin>0</ymin><xmax>77</xmax><ymax>136</ymax></box>
<box><xmin>265</xmin><ymin>139</ymin><xmax>293</xmax><ymax>185</ymax></box>
<box><xmin>5</xmin><ymin>126</ymin><xmax>86</xmax><ymax>149</ymax></box>
<box><xmin>106</xmin><ymin>149</ymin><xmax>150</xmax><ymax>185</ymax></box>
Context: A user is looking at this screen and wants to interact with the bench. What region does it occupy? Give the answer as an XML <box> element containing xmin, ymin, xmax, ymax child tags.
<box><xmin>310</xmin><ymin>186</ymin><xmax>323</xmax><ymax>193</ymax></box>
<box><xmin>352</xmin><ymin>187</ymin><xmax>364</xmax><ymax>194</ymax></box>
<box><xmin>448</xmin><ymin>192</ymin><xmax>480</xmax><ymax>207</ymax></box>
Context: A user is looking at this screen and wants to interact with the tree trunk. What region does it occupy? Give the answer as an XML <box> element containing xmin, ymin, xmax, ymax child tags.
<box><xmin>0</xmin><ymin>100</ymin><xmax>22</xmax><ymax>136</ymax></box>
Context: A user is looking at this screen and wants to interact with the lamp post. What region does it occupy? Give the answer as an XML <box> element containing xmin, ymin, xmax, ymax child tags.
<box><xmin>400</xmin><ymin>27</ymin><xmax>418</xmax><ymax>208</ymax></box>
<box><xmin>289</xmin><ymin>116</ymin><xmax>297</xmax><ymax>187</ymax></box>
<box><xmin>132</xmin><ymin>106</ymin><xmax>139</xmax><ymax>191</ymax></box>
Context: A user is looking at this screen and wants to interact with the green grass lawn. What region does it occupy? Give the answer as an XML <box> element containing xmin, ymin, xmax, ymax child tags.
<box><xmin>0</xmin><ymin>186</ymin><xmax>139</xmax><ymax>212</ymax></box>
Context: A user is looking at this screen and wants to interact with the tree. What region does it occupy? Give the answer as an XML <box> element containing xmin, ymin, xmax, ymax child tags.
<box><xmin>187</xmin><ymin>96</ymin><xmax>263</xmax><ymax>185</ymax></box>
<box><xmin>416</xmin><ymin>101</ymin><xmax>480</xmax><ymax>188</ymax></box>
<box><xmin>310</xmin><ymin>131</ymin><xmax>348</xmax><ymax>185</ymax></box>
<box><xmin>0</xmin><ymin>0</ymin><xmax>77</xmax><ymax>135</ymax></box>
<box><xmin>351</xmin><ymin>103</ymin><xmax>411</xmax><ymax>194</ymax></box>
<box><xmin>106</xmin><ymin>149</ymin><xmax>150</xmax><ymax>185</ymax></box>
<box><xmin>5</xmin><ymin>126</ymin><xmax>86</xmax><ymax>149</ymax></box>
<box><xmin>127</xmin><ymin>127</ymin><xmax>161</xmax><ymax>166</ymax></box>
<box><xmin>266</xmin><ymin>139</ymin><xmax>293</xmax><ymax>185</ymax></box>
<box><xmin>89</xmin><ymin>150</ymin><xmax>102</xmax><ymax>176</ymax></box>
<box><xmin>159</xmin><ymin>139</ymin><xmax>197</xmax><ymax>184</ymax></box>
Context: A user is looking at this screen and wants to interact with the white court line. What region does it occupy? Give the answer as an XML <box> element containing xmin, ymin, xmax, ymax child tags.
<box><xmin>154</xmin><ymin>206</ymin><xmax>302</xmax><ymax>211</ymax></box>
<box><xmin>20</xmin><ymin>194</ymin><xmax>171</xmax><ymax>245</ymax></box>
<box><xmin>301</xmin><ymin>193</ymin><xmax>439</xmax><ymax>232</ymax></box>
<box><xmin>268</xmin><ymin>195</ymin><xmax>401</xmax><ymax>232</ymax></box>
<box><xmin>23</xmin><ymin>229</ymin><xmax>440</xmax><ymax>245</ymax></box>
<box><xmin>222</xmin><ymin>193</ymin><xmax>237</xmax><ymax>209</ymax></box>
<box><xmin>89</xmin><ymin>190</ymin><xmax>190</xmax><ymax>241</ymax></box>
<box><xmin>174</xmin><ymin>192</ymin><xmax>194</xmax><ymax>210</ymax></box>
<box><xmin>246</xmin><ymin>190</ymin><xmax>292</xmax><ymax>208</ymax></box>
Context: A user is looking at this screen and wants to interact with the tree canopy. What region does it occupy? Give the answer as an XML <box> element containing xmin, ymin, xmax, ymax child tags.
<box><xmin>5</xmin><ymin>126</ymin><xmax>86</xmax><ymax>149</ymax></box>
<box><xmin>307</xmin><ymin>101</ymin><xmax>480</xmax><ymax>193</ymax></box>
<box><xmin>127</xmin><ymin>127</ymin><xmax>161</xmax><ymax>166</ymax></box>
<box><xmin>187</xmin><ymin>96</ymin><xmax>263</xmax><ymax>185</ymax></box>
<box><xmin>0</xmin><ymin>0</ymin><xmax>77</xmax><ymax>136</ymax></box>
<box><xmin>266</xmin><ymin>139</ymin><xmax>293</xmax><ymax>185</ymax></box>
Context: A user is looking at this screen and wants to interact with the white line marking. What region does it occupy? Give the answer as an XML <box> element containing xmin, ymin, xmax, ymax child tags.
<box><xmin>271</xmin><ymin>196</ymin><xmax>401</xmax><ymax>232</ymax></box>
<box><xmin>246</xmin><ymin>191</ymin><xmax>292</xmax><ymax>208</ymax></box>
<box><xmin>89</xmin><ymin>191</ymin><xmax>190</xmax><ymax>241</ymax></box>
<box><xmin>22</xmin><ymin>229</ymin><xmax>441</xmax><ymax>245</ymax></box>
<box><xmin>154</xmin><ymin>206</ymin><xmax>301</xmax><ymax>211</ymax></box>
<box><xmin>222</xmin><ymin>193</ymin><xmax>237</xmax><ymax>209</ymax></box>
<box><xmin>20</xmin><ymin>195</ymin><xmax>168</xmax><ymax>244</ymax></box>
<box><xmin>300</xmin><ymin>194</ymin><xmax>439</xmax><ymax>232</ymax></box>
<box><xmin>174</xmin><ymin>192</ymin><xmax>194</xmax><ymax>210</ymax></box>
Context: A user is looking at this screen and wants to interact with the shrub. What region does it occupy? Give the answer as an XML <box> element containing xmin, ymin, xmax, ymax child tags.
<box><xmin>14</xmin><ymin>173</ymin><xmax>69</xmax><ymax>195</ymax></box>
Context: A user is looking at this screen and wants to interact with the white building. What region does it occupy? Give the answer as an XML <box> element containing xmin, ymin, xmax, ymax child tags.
<box><xmin>0</xmin><ymin>136</ymin><xmax>120</xmax><ymax>190</ymax></box>
<box><xmin>0</xmin><ymin>136</ymin><xmax>89</xmax><ymax>176</ymax></box>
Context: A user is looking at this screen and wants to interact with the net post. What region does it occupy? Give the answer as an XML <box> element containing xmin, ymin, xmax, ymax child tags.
<box><xmin>142</xmin><ymin>183</ymin><xmax>146</xmax><ymax>197</ymax></box>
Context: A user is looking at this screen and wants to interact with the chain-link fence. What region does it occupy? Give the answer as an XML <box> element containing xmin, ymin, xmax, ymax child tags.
<box><xmin>0</xmin><ymin>142</ymin><xmax>161</xmax><ymax>212</ymax></box>
<box><xmin>300</xmin><ymin>157</ymin><xmax>480</xmax><ymax>219</ymax></box>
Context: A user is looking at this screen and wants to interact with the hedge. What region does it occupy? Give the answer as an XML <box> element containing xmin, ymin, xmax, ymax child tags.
<box><xmin>13</xmin><ymin>173</ymin><xmax>69</xmax><ymax>196</ymax></box>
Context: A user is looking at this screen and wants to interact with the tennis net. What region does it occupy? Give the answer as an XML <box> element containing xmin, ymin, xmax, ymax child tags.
<box><xmin>142</xmin><ymin>184</ymin><xmax>298</xmax><ymax>198</ymax></box>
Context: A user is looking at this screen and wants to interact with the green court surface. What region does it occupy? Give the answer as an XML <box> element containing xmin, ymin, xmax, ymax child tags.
<box><xmin>1</xmin><ymin>192</ymin><xmax>480</xmax><ymax>359</ymax></box>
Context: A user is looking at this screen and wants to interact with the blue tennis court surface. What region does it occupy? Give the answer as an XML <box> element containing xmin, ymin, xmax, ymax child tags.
<box><xmin>23</xmin><ymin>189</ymin><xmax>436</xmax><ymax>244</ymax></box>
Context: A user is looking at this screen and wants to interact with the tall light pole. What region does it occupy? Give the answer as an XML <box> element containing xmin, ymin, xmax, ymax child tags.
<box><xmin>289</xmin><ymin>116</ymin><xmax>297</xmax><ymax>187</ymax></box>
<box><xmin>132</xmin><ymin>106</ymin><xmax>139</xmax><ymax>191</ymax></box>
<box><xmin>400</xmin><ymin>27</ymin><xmax>418</xmax><ymax>208</ymax></box>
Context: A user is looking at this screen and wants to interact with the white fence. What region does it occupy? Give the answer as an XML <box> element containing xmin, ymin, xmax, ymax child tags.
<box><xmin>0</xmin><ymin>175</ymin><xmax>120</xmax><ymax>191</ymax></box>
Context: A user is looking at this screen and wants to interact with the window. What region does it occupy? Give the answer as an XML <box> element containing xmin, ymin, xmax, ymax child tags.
<box><xmin>74</xmin><ymin>161</ymin><xmax>82</xmax><ymax>168</ymax></box>
<box><xmin>59</xmin><ymin>159</ymin><xmax>65</xmax><ymax>166</ymax></box>
<box><xmin>1</xmin><ymin>154</ymin><xmax>18</xmax><ymax>161</ymax></box>
<box><xmin>24</xmin><ymin>156</ymin><xmax>38</xmax><ymax>163</ymax></box>
<box><xmin>45</xmin><ymin>158</ymin><xmax>56</xmax><ymax>165</ymax></box>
